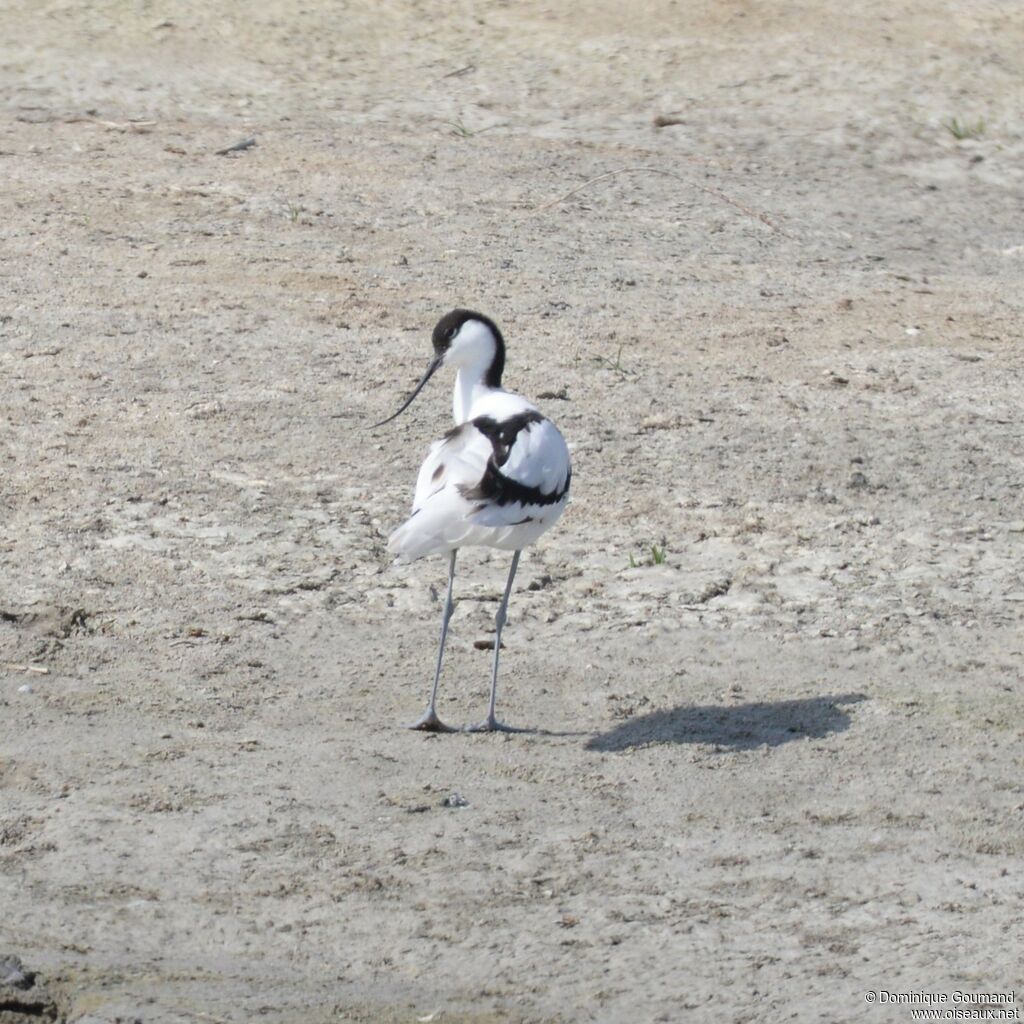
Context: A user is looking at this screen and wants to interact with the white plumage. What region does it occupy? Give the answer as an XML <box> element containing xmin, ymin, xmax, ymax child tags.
<box><xmin>389</xmin><ymin>397</ymin><xmax>570</xmax><ymax>561</ymax></box>
<box><xmin>376</xmin><ymin>309</ymin><xmax>571</xmax><ymax>732</ymax></box>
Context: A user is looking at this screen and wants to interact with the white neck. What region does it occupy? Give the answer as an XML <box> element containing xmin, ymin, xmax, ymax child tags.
<box><xmin>452</xmin><ymin>360</ymin><xmax>494</xmax><ymax>424</ymax></box>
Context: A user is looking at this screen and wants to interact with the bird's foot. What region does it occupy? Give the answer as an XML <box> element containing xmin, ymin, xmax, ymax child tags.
<box><xmin>463</xmin><ymin>716</ymin><xmax>529</xmax><ymax>734</ymax></box>
<box><xmin>407</xmin><ymin>709</ymin><xmax>456</xmax><ymax>732</ymax></box>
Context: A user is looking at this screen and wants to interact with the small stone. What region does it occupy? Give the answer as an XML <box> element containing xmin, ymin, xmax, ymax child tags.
<box><xmin>0</xmin><ymin>954</ymin><xmax>33</xmax><ymax>989</ymax></box>
<box><xmin>473</xmin><ymin>638</ymin><xmax>504</xmax><ymax>651</ymax></box>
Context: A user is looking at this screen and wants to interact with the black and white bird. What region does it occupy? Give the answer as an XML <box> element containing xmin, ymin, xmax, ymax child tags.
<box><xmin>375</xmin><ymin>309</ymin><xmax>571</xmax><ymax>732</ymax></box>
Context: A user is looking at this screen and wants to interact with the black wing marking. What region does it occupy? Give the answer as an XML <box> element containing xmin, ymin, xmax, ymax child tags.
<box><xmin>470</xmin><ymin>411</ymin><xmax>543</xmax><ymax>467</ymax></box>
<box><xmin>460</xmin><ymin>411</ymin><xmax>571</xmax><ymax>508</ymax></box>
<box><xmin>462</xmin><ymin>461</ymin><xmax>571</xmax><ymax>507</ymax></box>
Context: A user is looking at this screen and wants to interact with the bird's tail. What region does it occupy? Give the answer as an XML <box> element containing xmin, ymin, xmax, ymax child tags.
<box><xmin>387</xmin><ymin>492</ymin><xmax>477</xmax><ymax>563</ymax></box>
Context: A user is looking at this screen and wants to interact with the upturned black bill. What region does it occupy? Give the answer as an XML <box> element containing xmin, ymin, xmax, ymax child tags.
<box><xmin>372</xmin><ymin>355</ymin><xmax>443</xmax><ymax>427</ymax></box>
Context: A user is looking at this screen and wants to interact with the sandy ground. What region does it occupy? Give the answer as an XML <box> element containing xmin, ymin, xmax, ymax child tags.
<box><xmin>2</xmin><ymin>1</ymin><xmax>1023</xmax><ymax>1022</ymax></box>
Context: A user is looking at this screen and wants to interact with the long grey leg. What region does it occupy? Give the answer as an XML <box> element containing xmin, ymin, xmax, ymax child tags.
<box><xmin>467</xmin><ymin>550</ymin><xmax>525</xmax><ymax>733</ymax></box>
<box><xmin>408</xmin><ymin>549</ymin><xmax>457</xmax><ymax>732</ymax></box>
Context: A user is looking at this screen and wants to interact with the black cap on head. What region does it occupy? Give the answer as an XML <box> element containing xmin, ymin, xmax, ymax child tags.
<box><xmin>432</xmin><ymin>309</ymin><xmax>505</xmax><ymax>387</ymax></box>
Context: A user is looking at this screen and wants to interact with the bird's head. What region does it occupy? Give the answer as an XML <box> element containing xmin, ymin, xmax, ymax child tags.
<box><xmin>374</xmin><ymin>309</ymin><xmax>505</xmax><ymax>427</ymax></box>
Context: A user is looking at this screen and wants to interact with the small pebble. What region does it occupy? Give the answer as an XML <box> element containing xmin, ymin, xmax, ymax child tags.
<box><xmin>0</xmin><ymin>954</ymin><xmax>33</xmax><ymax>989</ymax></box>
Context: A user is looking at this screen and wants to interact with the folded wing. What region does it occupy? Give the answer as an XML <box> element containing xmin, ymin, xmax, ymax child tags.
<box><xmin>389</xmin><ymin>412</ymin><xmax>571</xmax><ymax>562</ymax></box>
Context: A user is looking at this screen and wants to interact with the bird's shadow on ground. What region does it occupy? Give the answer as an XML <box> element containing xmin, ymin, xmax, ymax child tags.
<box><xmin>586</xmin><ymin>693</ymin><xmax>867</xmax><ymax>752</ymax></box>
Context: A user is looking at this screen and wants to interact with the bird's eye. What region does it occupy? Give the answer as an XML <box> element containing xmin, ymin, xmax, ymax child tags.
<box><xmin>446</xmin><ymin>326</ymin><xmax>458</xmax><ymax>341</ymax></box>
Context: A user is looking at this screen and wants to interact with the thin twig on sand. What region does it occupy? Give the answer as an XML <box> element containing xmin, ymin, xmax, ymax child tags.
<box><xmin>532</xmin><ymin>165</ymin><xmax>786</xmax><ymax>233</ymax></box>
<box><xmin>216</xmin><ymin>137</ymin><xmax>257</xmax><ymax>156</ymax></box>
